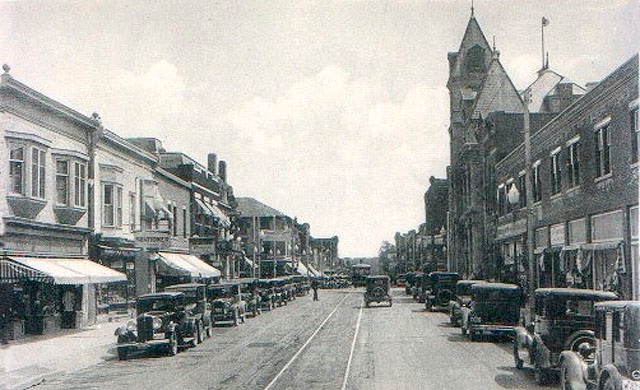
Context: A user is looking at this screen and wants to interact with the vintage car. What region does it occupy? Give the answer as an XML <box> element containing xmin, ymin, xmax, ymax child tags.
<box><xmin>257</xmin><ymin>279</ymin><xmax>276</xmax><ymax>310</ymax></box>
<box><xmin>290</xmin><ymin>275</ymin><xmax>310</xmax><ymax>296</ymax></box>
<box><xmin>114</xmin><ymin>292</ymin><xmax>200</xmax><ymax>360</ymax></box>
<box><xmin>164</xmin><ymin>283</ymin><xmax>212</xmax><ymax>342</ymax></box>
<box><xmin>395</xmin><ymin>273</ymin><xmax>407</xmax><ymax>288</ymax></box>
<box><xmin>207</xmin><ymin>284</ymin><xmax>245</xmax><ymax>325</ymax></box>
<box><xmin>230</xmin><ymin>278</ymin><xmax>261</xmax><ymax>317</ymax></box>
<box><xmin>270</xmin><ymin>278</ymin><xmax>288</xmax><ymax>307</ymax></box>
<box><xmin>411</xmin><ymin>273</ymin><xmax>427</xmax><ymax>300</ymax></box>
<box><xmin>448</xmin><ymin>280</ymin><xmax>485</xmax><ymax>326</ymax></box>
<box><xmin>460</xmin><ymin>282</ymin><xmax>522</xmax><ymax>341</ymax></box>
<box><xmin>404</xmin><ymin>272</ymin><xmax>422</xmax><ymax>295</ymax></box>
<box><xmin>425</xmin><ymin>272</ymin><xmax>460</xmax><ymax>311</ymax></box>
<box><xmin>558</xmin><ymin>300</ymin><xmax>640</xmax><ymax>390</ymax></box>
<box><xmin>513</xmin><ymin>288</ymin><xmax>619</xmax><ymax>385</ymax></box>
<box><xmin>364</xmin><ymin>275</ymin><xmax>392</xmax><ymax>307</ymax></box>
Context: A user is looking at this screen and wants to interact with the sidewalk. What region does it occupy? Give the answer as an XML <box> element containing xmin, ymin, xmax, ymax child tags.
<box><xmin>0</xmin><ymin>313</ymin><xmax>131</xmax><ymax>390</ymax></box>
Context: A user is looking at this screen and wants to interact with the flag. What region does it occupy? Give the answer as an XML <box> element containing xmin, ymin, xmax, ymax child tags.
<box><xmin>542</xmin><ymin>17</ymin><xmax>550</xmax><ymax>27</ymax></box>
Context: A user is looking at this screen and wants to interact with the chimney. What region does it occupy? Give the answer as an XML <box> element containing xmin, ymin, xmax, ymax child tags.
<box><xmin>207</xmin><ymin>153</ymin><xmax>217</xmax><ymax>175</ymax></box>
<box><xmin>218</xmin><ymin>160</ymin><xmax>227</xmax><ymax>182</ymax></box>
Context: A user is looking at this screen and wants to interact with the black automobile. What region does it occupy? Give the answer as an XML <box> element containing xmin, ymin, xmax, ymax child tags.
<box><xmin>257</xmin><ymin>279</ymin><xmax>276</xmax><ymax>310</ymax></box>
<box><xmin>114</xmin><ymin>292</ymin><xmax>199</xmax><ymax>359</ymax></box>
<box><xmin>364</xmin><ymin>275</ymin><xmax>392</xmax><ymax>307</ymax></box>
<box><xmin>460</xmin><ymin>282</ymin><xmax>522</xmax><ymax>341</ymax></box>
<box><xmin>559</xmin><ymin>300</ymin><xmax>640</xmax><ymax>390</ymax></box>
<box><xmin>164</xmin><ymin>283</ymin><xmax>212</xmax><ymax>343</ymax></box>
<box><xmin>207</xmin><ymin>284</ymin><xmax>244</xmax><ymax>325</ymax></box>
<box><xmin>513</xmin><ymin>288</ymin><xmax>618</xmax><ymax>385</ymax></box>
<box><xmin>425</xmin><ymin>272</ymin><xmax>460</xmax><ymax>311</ymax></box>
<box><xmin>405</xmin><ymin>272</ymin><xmax>422</xmax><ymax>295</ymax></box>
<box><xmin>448</xmin><ymin>280</ymin><xmax>485</xmax><ymax>326</ymax></box>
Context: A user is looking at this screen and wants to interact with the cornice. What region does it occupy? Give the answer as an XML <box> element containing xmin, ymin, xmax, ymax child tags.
<box><xmin>0</xmin><ymin>104</ymin><xmax>90</xmax><ymax>145</ymax></box>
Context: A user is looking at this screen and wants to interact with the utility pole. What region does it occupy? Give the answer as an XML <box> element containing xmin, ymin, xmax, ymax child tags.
<box><xmin>523</xmin><ymin>88</ymin><xmax>537</xmax><ymax>318</ymax></box>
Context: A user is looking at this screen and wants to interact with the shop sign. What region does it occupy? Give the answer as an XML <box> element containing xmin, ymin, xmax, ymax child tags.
<box><xmin>190</xmin><ymin>237</ymin><xmax>216</xmax><ymax>255</ymax></box>
<box><xmin>99</xmin><ymin>247</ymin><xmax>139</xmax><ymax>261</ymax></box>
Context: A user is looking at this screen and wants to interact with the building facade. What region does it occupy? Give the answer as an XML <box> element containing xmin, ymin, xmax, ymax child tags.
<box><xmin>495</xmin><ymin>55</ymin><xmax>639</xmax><ymax>299</ymax></box>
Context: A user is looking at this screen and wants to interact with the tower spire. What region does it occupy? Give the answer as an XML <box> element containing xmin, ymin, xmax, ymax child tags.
<box><xmin>471</xmin><ymin>0</ymin><xmax>475</xmax><ymax>17</ymax></box>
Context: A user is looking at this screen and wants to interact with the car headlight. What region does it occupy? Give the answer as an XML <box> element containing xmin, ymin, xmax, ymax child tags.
<box><xmin>152</xmin><ymin>316</ymin><xmax>163</xmax><ymax>330</ymax></box>
<box><xmin>126</xmin><ymin>320</ymin><xmax>137</xmax><ymax>332</ymax></box>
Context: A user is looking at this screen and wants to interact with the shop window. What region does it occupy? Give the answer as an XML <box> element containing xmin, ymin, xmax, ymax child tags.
<box><xmin>9</xmin><ymin>144</ymin><xmax>25</xmax><ymax>195</ymax></box>
<box><xmin>550</xmin><ymin>151</ymin><xmax>562</xmax><ymax>195</ymax></box>
<box><xmin>55</xmin><ymin>160</ymin><xmax>69</xmax><ymax>205</ymax></box>
<box><xmin>595</xmin><ymin>123</ymin><xmax>611</xmax><ymax>177</ymax></box>
<box><xmin>567</xmin><ymin>141</ymin><xmax>580</xmax><ymax>188</ymax></box>
<box><xmin>591</xmin><ymin>210</ymin><xmax>623</xmax><ymax>242</ymax></box>
<box><xmin>31</xmin><ymin>147</ymin><xmax>46</xmax><ymax>199</ymax></box>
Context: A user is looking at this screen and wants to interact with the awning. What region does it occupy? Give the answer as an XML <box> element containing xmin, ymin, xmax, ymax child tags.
<box><xmin>296</xmin><ymin>262</ymin><xmax>310</xmax><ymax>276</ymax></box>
<box><xmin>195</xmin><ymin>198</ymin><xmax>213</xmax><ymax>216</ymax></box>
<box><xmin>243</xmin><ymin>256</ymin><xmax>257</xmax><ymax>269</ymax></box>
<box><xmin>145</xmin><ymin>195</ymin><xmax>172</xmax><ymax>220</ymax></box>
<box><xmin>307</xmin><ymin>263</ymin><xmax>321</xmax><ymax>277</ymax></box>
<box><xmin>206</xmin><ymin>202</ymin><xmax>231</xmax><ymax>228</ymax></box>
<box><xmin>157</xmin><ymin>252</ymin><xmax>221</xmax><ymax>278</ymax></box>
<box><xmin>0</xmin><ymin>257</ymin><xmax>127</xmax><ymax>284</ymax></box>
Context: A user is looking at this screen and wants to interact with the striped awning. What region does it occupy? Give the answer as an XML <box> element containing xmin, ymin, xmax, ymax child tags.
<box><xmin>157</xmin><ymin>252</ymin><xmax>221</xmax><ymax>278</ymax></box>
<box><xmin>0</xmin><ymin>257</ymin><xmax>127</xmax><ymax>284</ymax></box>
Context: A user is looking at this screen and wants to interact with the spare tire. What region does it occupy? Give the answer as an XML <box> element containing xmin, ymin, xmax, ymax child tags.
<box><xmin>372</xmin><ymin>287</ymin><xmax>385</xmax><ymax>298</ymax></box>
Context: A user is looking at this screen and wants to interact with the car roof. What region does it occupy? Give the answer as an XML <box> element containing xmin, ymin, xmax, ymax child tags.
<box><xmin>366</xmin><ymin>275</ymin><xmax>390</xmax><ymax>280</ymax></box>
<box><xmin>472</xmin><ymin>282</ymin><xmax>520</xmax><ymax>291</ymax></box>
<box><xmin>429</xmin><ymin>272</ymin><xmax>459</xmax><ymax>277</ymax></box>
<box><xmin>595</xmin><ymin>300</ymin><xmax>640</xmax><ymax>310</ymax></box>
<box><xmin>138</xmin><ymin>292</ymin><xmax>183</xmax><ymax>299</ymax></box>
<box><xmin>456</xmin><ymin>279</ymin><xmax>486</xmax><ymax>286</ymax></box>
<box><xmin>164</xmin><ymin>283</ymin><xmax>205</xmax><ymax>290</ymax></box>
<box><xmin>535</xmin><ymin>288</ymin><xmax>618</xmax><ymax>299</ymax></box>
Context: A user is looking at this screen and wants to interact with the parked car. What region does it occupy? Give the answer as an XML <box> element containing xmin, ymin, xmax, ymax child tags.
<box><xmin>207</xmin><ymin>284</ymin><xmax>245</xmax><ymax>326</ymax></box>
<box><xmin>448</xmin><ymin>280</ymin><xmax>485</xmax><ymax>326</ymax></box>
<box><xmin>460</xmin><ymin>282</ymin><xmax>522</xmax><ymax>341</ymax></box>
<box><xmin>270</xmin><ymin>278</ymin><xmax>288</xmax><ymax>307</ymax></box>
<box><xmin>257</xmin><ymin>279</ymin><xmax>276</xmax><ymax>311</ymax></box>
<box><xmin>220</xmin><ymin>280</ymin><xmax>248</xmax><ymax>322</ymax></box>
<box><xmin>558</xmin><ymin>300</ymin><xmax>640</xmax><ymax>390</ymax></box>
<box><xmin>364</xmin><ymin>275</ymin><xmax>392</xmax><ymax>307</ymax></box>
<box><xmin>114</xmin><ymin>292</ymin><xmax>199</xmax><ymax>360</ymax></box>
<box><xmin>411</xmin><ymin>273</ymin><xmax>426</xmax><ymax>300</ymax></box>
<box><xmin>290</xmin><ymin>275</ymin><xmax>310</xmax><ymax>296</ymax></box>
<box><xmin>425</xmin><ymin>272</ymin><xmax>460</xmax><ymax>311</ymax></box>
<box><xmin>405</xmin><ymin>272</ymin><xmax>422</xmax><ymax>295</ymax></box>
<box><xmin>164</xmin><ymin>283</ymin><xmax>212</xmax><ymax>342</ymax></box>
<box><xmin>395</xmin><ymin>273</ymin><xmax>407</xmax><ymax>288</ymax></box>
<box><xmin>513</xmin><ymin>288</ymin><xmax>619</xmax><ymax>385</ymax></box>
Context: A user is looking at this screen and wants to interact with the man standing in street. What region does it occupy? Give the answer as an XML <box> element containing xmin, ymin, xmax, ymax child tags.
<box><xmin>311</xmin><ymin>278</ymin><xmax>319</xmax><ymax>301</ymax></box>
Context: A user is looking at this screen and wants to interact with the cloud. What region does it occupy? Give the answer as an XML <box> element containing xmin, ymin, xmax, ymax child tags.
<box><xmin>215</xmin><ymin>66</ymin><xmax>449</xmax><ymax>256</ymax></box>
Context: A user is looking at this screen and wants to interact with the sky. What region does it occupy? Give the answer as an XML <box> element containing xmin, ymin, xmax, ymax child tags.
<box><xmin>1</xmin><ymin>0</ymin><xmax>638</xmax><ymax>257</ymax></box>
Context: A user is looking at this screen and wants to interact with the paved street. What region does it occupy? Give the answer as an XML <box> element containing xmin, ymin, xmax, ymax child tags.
<box><xmin>34</xmin><ymin>289</ymin><xmax>547</xmax><ymax>390</ymax></box>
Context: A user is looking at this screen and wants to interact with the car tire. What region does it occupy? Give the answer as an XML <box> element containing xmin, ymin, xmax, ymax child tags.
<box><xmin>168</xmin><ymin>334</ymin><xmax>178</xmax><ymax>356</ymax></box>
<box><xmin>534</xmin><ymin>366</ymin><xmax>550</xmax><ymax>386</ymax></box>
<box><xmin>513</xmin><ymin>343</ymin><xmax>523</xmax><ymax>369</ymax></box>
<box><xmin>197</xmin><ymin>321</ymin><xmax>204</xmax><ymax>343</ymax></box>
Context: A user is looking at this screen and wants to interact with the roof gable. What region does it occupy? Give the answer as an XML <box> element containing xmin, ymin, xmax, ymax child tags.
<box><xmin>471</xmin><ymin>57</ymin><xmax>523</xmax><ymax>119</ymax></box>
<box><xmin>236</xmin><ymin>197</ymin><xmax>286</xmax><ymax>218</ymax></box>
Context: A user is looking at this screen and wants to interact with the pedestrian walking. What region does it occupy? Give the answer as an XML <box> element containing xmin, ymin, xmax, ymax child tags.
<box><xmin>311</xmin><ymin>278</ymin><xmax>319</xmax><ymax>301</ymax></box>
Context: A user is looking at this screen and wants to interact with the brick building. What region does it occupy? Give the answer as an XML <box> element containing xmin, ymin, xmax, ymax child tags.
<box><xmin>495</xmin><ymin>54</ymin><xmax>639</xmax><ymax>299</ymax></box>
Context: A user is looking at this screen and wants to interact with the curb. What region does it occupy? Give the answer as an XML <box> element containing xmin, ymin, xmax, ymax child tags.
<box><xmin>1</xmin><ymin>367</ymin><xmax>63</xmax><ymax>390</ymax></box>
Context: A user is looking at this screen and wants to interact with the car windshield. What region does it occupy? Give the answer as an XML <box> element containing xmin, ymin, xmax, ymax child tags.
<box><xmin>137</xmin><ymin>298</ymin><xmax>176</xmax><ymax>313</ymax></box>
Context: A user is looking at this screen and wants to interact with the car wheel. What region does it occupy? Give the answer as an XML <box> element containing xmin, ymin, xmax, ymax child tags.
<box><xmin>117</xmin><ymin>347</ymin><xmax>129</xmax><ymax>361</ymax></box>
<box><xmin>197</xmin><ymin>321</ymin><xmax>204</xmax><ymax>343</ymax></box>
<box><xmin>534</xmin><ymin>366</ymin><xmax>550</xmax><ymax>386</ymax></box>
<box><xmin>168</xmin><ymin>334</ymin><xmax>178</xmax><ymax>356</ymax></box>
<box><xmin>513</xmin><ymin>343</ymin><xmax>523</xmax><ymax>369</ymax></box>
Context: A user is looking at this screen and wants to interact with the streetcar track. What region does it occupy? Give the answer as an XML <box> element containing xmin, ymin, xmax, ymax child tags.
<box><xmin>263</xmin><ymin>293</ymin><xmax>350</xmax><ymax>390</ymax></box>
<box><xmin>341</xmin><ymin>298</ymin><xmax>363</xmax><ymax>390</ymax></box>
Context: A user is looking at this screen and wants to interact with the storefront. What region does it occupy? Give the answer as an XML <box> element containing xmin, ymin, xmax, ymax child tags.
<box><xmin>0</xmin><ymin>256</ymin><xmax>126</xmax><ymax>339</ymax></box>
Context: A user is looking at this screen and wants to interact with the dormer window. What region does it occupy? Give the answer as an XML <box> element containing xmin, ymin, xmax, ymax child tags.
<box><xmin>466</xmin><ymin>45</ymin><xmax>486</xmax><ymax>73</ymax></box>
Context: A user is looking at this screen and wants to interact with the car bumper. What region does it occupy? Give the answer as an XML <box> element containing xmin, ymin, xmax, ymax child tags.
<box><xmin>470</xmin><ymin>324</ymin><xmax>516</xmax><ymax>336</ymax></box>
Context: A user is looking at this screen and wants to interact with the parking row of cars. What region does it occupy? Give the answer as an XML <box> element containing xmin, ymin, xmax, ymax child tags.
<box><xmin>401</xmin><ymin>271</ymin><xmax>640</xmax><ymax>389</ymax></box>
<box><xmin>114</xmin><ymin>275</ymin><xmax>311</xmax><ymax>360</ymax></box>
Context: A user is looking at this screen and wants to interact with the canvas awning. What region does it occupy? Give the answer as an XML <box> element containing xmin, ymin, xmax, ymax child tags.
<box><xmin>307</xmin><ymin>264</ymin><xmax>321</xmax><ymax>277</ymax></box>
<box><xmin>207</xmin><ymin>202</ymin><xmax>231</xmax><ymax>228</ymax></box>
<box><xmin>0</xmin><ymin>257</ymin><xmax>127</xmax><ymax>284</ymax></box>
<box><xmin>157</xmin><ymin>252</ymin><xmax>221</xmax><ymax>278</ymax></box>
<box><xmin>195</xmin><ymin>198</ymin><xmax>213</xmax><ymax>216</ymax></box>
<box><xmin>296</xmin><ymin>262</ymin><xmax>310</xmax><ymax>276</ymax></box>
